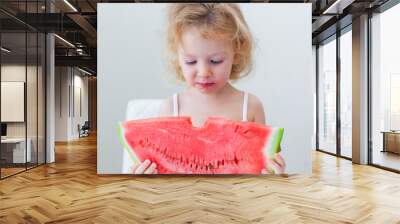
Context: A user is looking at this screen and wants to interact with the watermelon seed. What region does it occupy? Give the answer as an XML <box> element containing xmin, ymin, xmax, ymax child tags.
<box><xmin>234</xmin><ymin>155</ymin><xmax>239</xmax><ymax>165</ymax></box>
<box><xmin>234</xmin><ymin>125</ymin><xmax>240</xmax><ymax>133</ymax></box>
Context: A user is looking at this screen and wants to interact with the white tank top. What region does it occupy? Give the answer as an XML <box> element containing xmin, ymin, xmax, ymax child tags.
<box><xmin>172</xmin><ymin>92</ymin><xmax>249</xmax><ymax>122</ymax></box>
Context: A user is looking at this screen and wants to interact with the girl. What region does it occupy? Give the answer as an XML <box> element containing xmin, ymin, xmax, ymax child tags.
<box><xmin>132</xmin><ymin>3</ymin><xmax>286</xmax><ymax>175</ymax></box>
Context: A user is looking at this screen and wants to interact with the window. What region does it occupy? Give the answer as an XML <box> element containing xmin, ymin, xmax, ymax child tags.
<box><xmin>339</xmin><ymin>28</ymin><xmax>352</xmax><ymax>158</ymax></box>
<box><xmin>371</xmin><ymin>3</ymin><xmax>400</xmax><ymax>171</ymax></box>
<box><xmin>0</xmin><ymin>1</ymin><xmax>47</xmax><ymax>179</ymax></box>
<box><xmin>318</xmin><ymin>36</ymin><xmax>337</xmax><ymax>154</ymax></box>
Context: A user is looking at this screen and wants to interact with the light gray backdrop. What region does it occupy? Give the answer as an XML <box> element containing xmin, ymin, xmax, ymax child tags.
<box><xmin>98</xmin><ymin>3</ymin><xmax>313</xmax><ymax>174</ymax></box>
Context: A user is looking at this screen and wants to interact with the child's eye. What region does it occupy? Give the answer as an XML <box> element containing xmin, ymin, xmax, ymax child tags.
<box><xmin>210</xmin><ymin>60</ymin><xmax>223</xmax><ymax>64</ymax></box>
<box><xmin>185</xmin><ymin>61</ymin><xmax>196</xmax><ymax>65</ymax></box>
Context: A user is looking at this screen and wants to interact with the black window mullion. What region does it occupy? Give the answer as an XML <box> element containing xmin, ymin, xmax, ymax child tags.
<box><xmin>25</xmin><ymin>0</ymin><xmax>28</xmax><ymax>171</ymax></box>
<box><xmin>316</xmin><ymin>45</ymin><xmax>320</xmax><ymax>150</ymax></box>
<box><xmin>336</xmin><ymin>30</ymin><xmax>341</xmax><ymax>157</ymax></box>
<box><xmin>367</xmin><ymin>11</ymin><xmax>373</xmax><ymax>165</ymax></box>
<box><xmin>44</xmin><ymin>32</ymin><xmax>47</xmax><ymax>164</ymax></box>
<box><xmin>36</xmin><ymin>0</ymin><xmax>39</xmax><ymax>167</ymax></box>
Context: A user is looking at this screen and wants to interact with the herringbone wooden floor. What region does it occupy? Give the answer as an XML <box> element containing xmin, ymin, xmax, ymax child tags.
<box><xmin>1</xmin><ymin>134</ymin><xmax>400</xmax><ymax>224</ymax></box>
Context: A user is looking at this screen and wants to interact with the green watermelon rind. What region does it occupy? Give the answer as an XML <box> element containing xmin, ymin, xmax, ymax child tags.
<box><xmin>118</xmin><ymin>122</ymin><xmax>140</xmax><ymax>165</ymax></box>
<box><xmin>264</xmin><ymin>127</ymin><xmax>284</xmax><ymax>158</ymax></box>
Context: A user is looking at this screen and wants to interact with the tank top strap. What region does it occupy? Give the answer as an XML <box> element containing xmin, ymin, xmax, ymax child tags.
<box><xmin>242</xmin><ymin>92</ymin><xmax>249</xmax><ymax>122</ymax></box>
<box><xmin>173</xmin><ymin>93</ymin><xmax>179</xmax><ymax>116</ymax></box>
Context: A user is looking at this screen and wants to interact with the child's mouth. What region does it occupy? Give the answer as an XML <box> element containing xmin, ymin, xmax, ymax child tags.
<box><xmin>195</xmin><ymin>82</ymin><xmax>216</xmax><ymax>89</ymax></box>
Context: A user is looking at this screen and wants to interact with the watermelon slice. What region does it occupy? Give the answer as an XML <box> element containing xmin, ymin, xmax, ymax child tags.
<box><xmin>119</xmin><ymin>116</ymin><xmax>283</xmax><ymax>174</ymax></box>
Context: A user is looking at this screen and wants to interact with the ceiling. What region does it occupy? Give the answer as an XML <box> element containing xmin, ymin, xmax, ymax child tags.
<box><xmin>0</xmin><ymin>0</ymin><xmax>394</xmax><ymax>75</ymax></box>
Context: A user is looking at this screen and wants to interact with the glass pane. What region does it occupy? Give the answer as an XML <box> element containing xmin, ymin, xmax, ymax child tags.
<box><xmin>25</xmin><ymin>0</ymin><xmax>38</xmax><ymax>169</ymax></box>
<box><xmin>318</xmin><ymin>37</ymin><xmax>337</xmax><ymax>154</ymax></box>
<box><xmin>1</xmin><ymin>31</ymin><xmax>27</xmax><ymax>177</ymax></box>
<box><xmin>38</xmin><ymin>32</ymin><xmax>45</xmax><ymax>165</ymax></box>
<box><xmin>27</xmin><ymin>31</ymin><xmax>38</xmax><ymax>169</ymax></box>
<box><xmin>0</xmin><ymin>1</ymin><xmax>46</xmax><ymax>178</ymax></box>
<box><xmin>390</xmin><ymin>75</ymin><xmax>400</xmax><ymax>130</ymax></box>
<box><xmin>340</xmin><ymin>30</ymin><xmax>352</xmax><ymax>158</ymax></box>
<box><xmin>371</xmin><ymin>4</ymin><xmax>400</xmax><ymax>171</ymax></box>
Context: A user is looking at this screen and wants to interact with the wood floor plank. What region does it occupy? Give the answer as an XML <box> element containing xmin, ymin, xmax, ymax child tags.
<box><xmin>0</xmin><ymin>134</ymin><xmax>399</xmax><ymax>223</ymax></box>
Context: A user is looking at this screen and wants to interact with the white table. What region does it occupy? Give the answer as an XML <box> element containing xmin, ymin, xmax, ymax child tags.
<box><xmin>1</xmin><ymin>138</ymin><xmax>31</xmax><ymax>163</ymax></box>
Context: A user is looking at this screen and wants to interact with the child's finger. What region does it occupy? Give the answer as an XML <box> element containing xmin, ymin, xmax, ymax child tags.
<box><xmin>144</xmin><ymin>163</ymin><xmax>157</xmax><ymax>174</ymax></box>
<box><xmin>270</xmin><ymin>160</ymin><xmax>284</xmax><ymax>174</ymax></box>
<box><xmin>131</xmin><ymin>164</ymin><xmax>139</xmax><ymax>173</ymax></box>
<box><xmin>275</xmin><ymin>153</ymin><xmax>286</xmax><ymax>168</ymax></box>
<box><xmin>265</xmin><ymin>158</ymin><xmax>275</xmax><ymax>174</ymax></box>
<box><xmin>134</xmin><ymin>159</ymin><xmax>151</xmax><ymax>174</ymax></box>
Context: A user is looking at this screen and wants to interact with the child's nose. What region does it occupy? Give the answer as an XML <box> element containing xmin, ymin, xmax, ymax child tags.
<box><xmin>197</xmin><ymin>63</ymin><xmax>212</xmax><ymax>77</ymax></box>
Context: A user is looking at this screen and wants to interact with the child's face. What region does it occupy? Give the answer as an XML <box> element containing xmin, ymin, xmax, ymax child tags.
<box><xmin>177</xmin><ymin>27</ymin><xmax>235</xmax><ymax>94</ymax></box>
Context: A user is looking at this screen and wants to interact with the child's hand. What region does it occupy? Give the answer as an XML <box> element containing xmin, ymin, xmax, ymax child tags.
<box><xmin>261</xmin><ymin>153</ymin><xmax>286</xmax><ymax>174</ymax></box>
<box><xmin>131</xmin><ymin>159</ymin><xmax>158</xmax><ymax>174</ymax></box>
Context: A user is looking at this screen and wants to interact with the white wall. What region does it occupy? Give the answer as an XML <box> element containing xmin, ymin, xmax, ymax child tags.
<box><xmin>98</xmin><ymin>3</ymin><xmax>313</xmax><ymax>174</ymax></box>
<box><xmin>1</xmin><ymin>82</ymin><xmax>24</xmax><ymax>122</ymax></box>
<box><xmin>1</xmin><ymin>66</ymin><xmax>26</xmax><ymax>126</ymax></box>
<box><xmin>55</xmin><ymin>67</ymin><xmax>89</xmax><ymax>141</ymax></box>
<box><xmin>72</xmin><ymin>72</ymin><xmax>89</xmax><ymax>138</ymax></box>
<box><xmin>55</xmin><ymin>66</ymin><xmax>68</xmax><ymax>141</ymax></box>
<box><xmin>1</xmin><ymin>65</ymin><xmax>41</xmax><ymax>138</ymax></box>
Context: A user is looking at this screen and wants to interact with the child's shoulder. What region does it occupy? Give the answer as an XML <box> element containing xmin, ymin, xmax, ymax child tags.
<box><xmin>246</xmin><ymin>92</ymin><xmax>265</xmax><ymax>124</ymax></box>
<box><xmin>247</xmin><ymin>92</ymin><xmax>264</xmax><ymax>110</ymax></box>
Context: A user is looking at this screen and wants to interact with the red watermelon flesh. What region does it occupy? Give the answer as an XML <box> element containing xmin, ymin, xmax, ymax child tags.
<box><xmin>120</xmin><ymin>116</ymin><xmax>274</xmax><ymax>174</ymax></box>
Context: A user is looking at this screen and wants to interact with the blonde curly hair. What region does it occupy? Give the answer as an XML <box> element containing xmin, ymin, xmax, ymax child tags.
<box><xmin>166</xmin><ymin>3</ymin><xmax>253</xmax><ymax>81</ymax></box>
